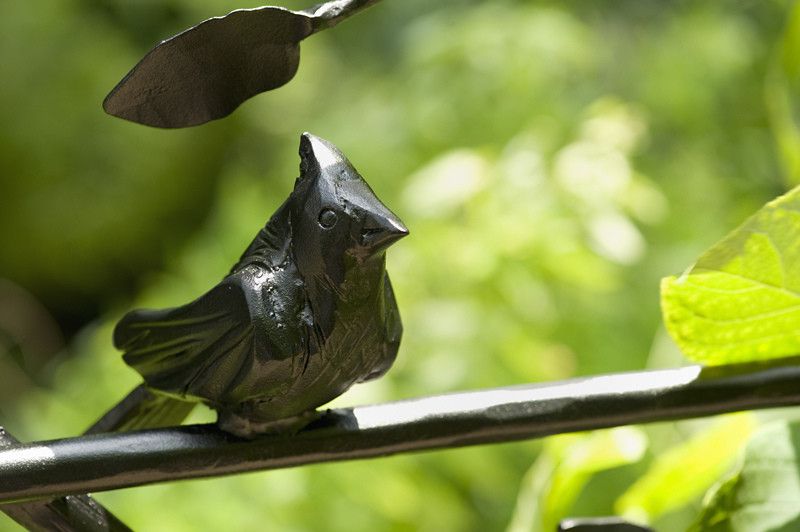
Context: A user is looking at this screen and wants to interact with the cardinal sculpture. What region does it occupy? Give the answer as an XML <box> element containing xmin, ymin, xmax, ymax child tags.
<box><xmin>113</xmin><ymin>133</ymin><xmax>407</xmax><ymax>437</ymax></box>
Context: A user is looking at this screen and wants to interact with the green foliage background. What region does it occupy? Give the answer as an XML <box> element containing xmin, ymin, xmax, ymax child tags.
<box><xmin>1</xmin><ymin>1</ymin><xmax>798</xmax><ymax>530</ymax></box>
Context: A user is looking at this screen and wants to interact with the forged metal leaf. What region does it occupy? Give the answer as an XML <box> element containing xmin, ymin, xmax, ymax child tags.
<box><xmin>103</xmin><ymin>1</ymin><xmax>381</xmax><ymax>128</ymax></box>
<box><xmin>103</xmin><ymin>7</ymin><xmax>314</xmax><ymax>128</ymax></box>
<box><xmin>662</xmin><ymin>186</ymin><xmax>800</xmax><ymax>364</ymax></box>
<box><xmin>690</xmin><ymin>421</ymin><xmax>800</xmax><ymax>532</ymax></box>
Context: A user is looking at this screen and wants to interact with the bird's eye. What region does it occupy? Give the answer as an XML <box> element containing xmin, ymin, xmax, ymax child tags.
<box><xmin>318</xmin><ymin>208</ymin><xmax>338</xmax><ymax>229</ymax></box>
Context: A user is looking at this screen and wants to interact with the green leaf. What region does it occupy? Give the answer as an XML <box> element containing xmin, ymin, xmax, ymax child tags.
<box><xmin>661</xmin><ymin>186</ymin><xmax>800</xmax><ymax>364</ymax></box>
<box><xmin>615</xmin><ymin>414</ymin><xmax>755</xmax><ymax>524</ymax></box>
<box><xmin>690</xmin><ymin>421</ymin><xmax>800</xmax><ymax>532</ymax></box>
<box><xmin>507</xmin><ymin>428</ymin><xmax>647</xmax><ymax>532</ymax></box>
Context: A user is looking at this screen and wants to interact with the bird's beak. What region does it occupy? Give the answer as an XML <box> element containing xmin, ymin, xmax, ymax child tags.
<box><xmin>362</xmin><ymin>212</ymin><xmax>409</xmax><ymax>254</ymax></box>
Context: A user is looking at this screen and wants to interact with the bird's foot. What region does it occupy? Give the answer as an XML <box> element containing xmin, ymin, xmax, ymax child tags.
<box><xmin>217</xmin><ymin>409</ymin><xmax>321</xmax><ymax>439</ymax></box>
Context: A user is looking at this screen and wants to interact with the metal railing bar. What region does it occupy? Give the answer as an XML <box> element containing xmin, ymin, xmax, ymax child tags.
<box><xmin>0</xmin><ymin>428</ymin><xmax>131</xmax><ymax>531</ymax></box>
<box><xmin>2</xmin><ymin>360</ymin><xmax>800</xmax><ymax>504</ymax></box>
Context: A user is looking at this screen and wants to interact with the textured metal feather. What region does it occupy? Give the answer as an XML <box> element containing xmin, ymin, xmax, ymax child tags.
<box><xmin>114</xmin><ymin>133</ymin><xmax>407</xmax><ymax>437</ymax></box>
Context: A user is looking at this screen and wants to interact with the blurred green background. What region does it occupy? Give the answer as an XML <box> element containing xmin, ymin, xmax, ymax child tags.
<box><xmin>1</xmin><ymin>0</ymin><xmax>798</xmax><ymax>530</ymax></box>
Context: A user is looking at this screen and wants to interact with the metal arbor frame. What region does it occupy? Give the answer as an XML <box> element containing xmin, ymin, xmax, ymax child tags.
<box><xmin>3</xmin><ymin>359</ymin><xmax>800</xmax><ymax>530</ymax></box>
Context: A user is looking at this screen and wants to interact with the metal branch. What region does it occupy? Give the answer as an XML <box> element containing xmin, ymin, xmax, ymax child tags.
<box><xmin>0</xmin><ymin>385</ymin><xmax>194</xmax><ymax>531</ymax></box>
<box><xmin>0</xmin><ymin>428</ymin><xmax>131</xmax><ymax>531</ymax></box>
<box><xmin>3</xmin><ymin>360</ymin><xmax>800</xmax><ymax>503</ymax></box>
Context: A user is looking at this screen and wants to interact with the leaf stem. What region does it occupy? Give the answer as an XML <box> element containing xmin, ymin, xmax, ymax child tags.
<box><xmin>307</xmin><ymin>0</ymin><xmax>383</xmax><ymax>32</ymax></box>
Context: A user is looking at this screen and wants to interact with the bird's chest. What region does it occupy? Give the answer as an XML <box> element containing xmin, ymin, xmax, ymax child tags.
<box><xmin>235</xmin><ymin>262</ymin><xmax>390</xmax><ymax>419</ymax></box>
<box><xmin>289</xmin><ymin>269</ymin><xmax>389</xmax><ymax>402</ymax></box>
<box><xmin>226</xmin><ymin>265</ymin><xmax>308</xmax><ymax>399</ymax></box>
<box><xmin>318</xmin><ymin>302</ymin><xmax>384</xmax><ymax>375</ymax></box>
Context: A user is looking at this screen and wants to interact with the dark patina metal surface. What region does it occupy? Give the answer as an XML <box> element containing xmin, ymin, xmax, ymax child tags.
<box><xmin>84</xmin><ymin>384</ymin><xmax>196</xmax><ymax>435</ymax></box>
<box><xmin>1</xmin><ymin>383</ymin><xmax>195</xmax><ymax>531</ymax></box>
<box><xmin>104</xmin><ymin>0</ymin><xmax>382</xmax><ymax>128</ymax></box>
<box><xmin>0</xmin><ymin>132</ymin><xmax>406</xmax><ymax>529</ymax></box>
<box><xmin>113</xmin><ymin>132</ymin><xmax>407</xmax><ymax>438</ymax></box>
<box><xmin>558</xmin><ymin>517</ymin><xmax>654</xmax><ymax>531</ymax></box>
<box><xmin>3</xmin><ymin>360</ymin><xmax>800</xmax><ymax>503</ymax></box>
<box><xmin>0</xmin><ymin>428</ymin><xmax>131</xmax><ymax>532</ymax></box>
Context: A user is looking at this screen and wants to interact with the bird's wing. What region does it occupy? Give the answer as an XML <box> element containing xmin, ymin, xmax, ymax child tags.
<box><xmin>358</xmin><ymin>272</ymin><xmax>402</xmax><ymax>383</ymax></box>
<box><xmin>113</xmin><ymin>275</ymin><xmax>254</xmax><ymax>403</ymax></box>
<box><xmin>383</xmin><ymin>273</ymin><xmax>403</xmax><ymax>347</ymax></box>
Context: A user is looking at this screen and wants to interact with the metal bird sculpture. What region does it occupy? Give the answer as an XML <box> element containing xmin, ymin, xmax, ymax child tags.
<box><xmin>111</xmin><ymin>133</ymin><xmax>407</xmax><ymax>437</ymax></box>
<box><xmin>103</xmin><ymin>0</ymin><xmax>381</xmax><ymax>128</ymax></box>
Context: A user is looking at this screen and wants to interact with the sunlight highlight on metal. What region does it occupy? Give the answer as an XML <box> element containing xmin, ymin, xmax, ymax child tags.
<box><xmin>352</xmin><ymin>367</ymin><xmax>702</xmax><ymax>429</ymax></box>
<box><xmin>0</xmin><ymin>445</ymin><xmax>55</xmax><ymax>470</ymax></box>
<box><xmin>2</xmin><ymin>361</ymin><xmax>800</xmax><ymax>503</ymax></box>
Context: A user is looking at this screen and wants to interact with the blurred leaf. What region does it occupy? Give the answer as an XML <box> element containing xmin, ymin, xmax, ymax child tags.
<box><xmin>662</xmin><ymin>185</ymin><xmax>800</xmax><ymax>364</ymax></box>
<box><xmin>507</xmin><ymin>428</ymin><xmax>647</xmax><ymax>532</ymax></box>
<box><xmin>616</xmin><ymin>414</ymin><xmax>756</xmax><ymax>524</ymax></box>
<box><xmin>0</xmin><ymin>0</ymin><xmax>234</xmax><ymax>321</ymax></box>
<box><xmin>402</xmin><ymin>149</ymin><xmax>490</xmax><ymax>219</ymax></box>
<box><xmin>766</xmin><ymin>1</ymin><xmax>800</xmax><ymax>187</ymax></box>
<box><xmin>506</xmin><ymin>451</ymin><xmax>553</xmax><ymax>532</ymax></box>
<box><xmin>690</xmin><ymin>421</ymin><xmax>800</xmax><ymax>532</ymax></box>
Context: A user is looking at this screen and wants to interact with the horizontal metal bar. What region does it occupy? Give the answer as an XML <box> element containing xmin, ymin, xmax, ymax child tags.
<box><xmin>2</xmin><ymin>360</ymin><xmax>800</xmax><ymax>503</ymax></box>
<box><xmin>0</xmin><ymin>428</ymin><xmax>131</xmax><ymax>531</ymax></box>
<box><xmin>0</xmin><ymin>383</ymin><xmax>196</xmax><ymax>531</ymax></box>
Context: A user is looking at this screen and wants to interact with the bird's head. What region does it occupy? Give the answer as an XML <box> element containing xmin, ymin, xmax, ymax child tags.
<box><xmin>289</xmin><ymin>133</ymin><xmax>408</xmax><ymax>281</ymax></box>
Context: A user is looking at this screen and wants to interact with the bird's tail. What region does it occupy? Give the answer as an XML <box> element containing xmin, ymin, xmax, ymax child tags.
<box><xmin>0</xmin><ymin>386</ymin><xmax>192</xmax><ymax>531</ymax></box>
<box><xmin>85</xmin><ymin>384</ymin><xmax>196</xmax><ymax>434</ymax></box>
